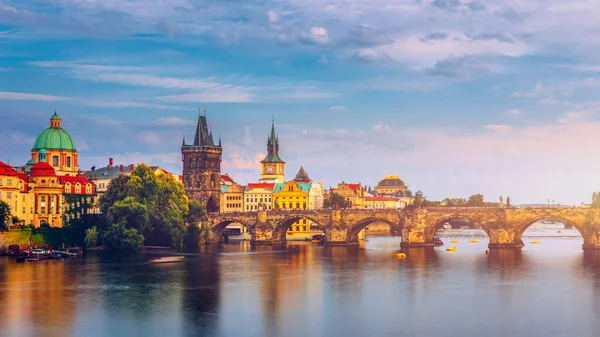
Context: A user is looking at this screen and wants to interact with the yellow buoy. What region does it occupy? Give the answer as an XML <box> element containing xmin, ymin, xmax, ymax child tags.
<box><xmin>450</xmin><ymin>240</ymin><xmax>459</xmax><ymax>244</ymax></box>
<box><xmin>446</xmin><ymin>247</ymin><xmax>458</xmax><ymax>252</ymax></box>
<box><xmin>395</xmin><ymin>253</ymin><xmax>407</xmax><ymax>259</ymax></box>
<box><xmin>530</xmin><ymin>240</ymin><xmax>541</xmax><ymax>244</ymax></box>
<box><xmin>469</xmin><ymin>239</ymin><xmax>479</xmax><ymax>243</ymax></box>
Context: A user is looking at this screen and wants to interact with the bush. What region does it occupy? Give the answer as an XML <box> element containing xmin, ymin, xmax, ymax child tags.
<box><xmin>103</xmin><ymin>220</ymin><xmax>144</xmax><ymax>251</ymax></box>
<box><xmin>85</xmin><ymin>227</ymin><xmax>98</xmax><ymax>248</ymax></box>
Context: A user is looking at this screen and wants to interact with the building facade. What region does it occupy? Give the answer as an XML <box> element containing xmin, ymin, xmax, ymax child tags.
<box><xmin>220</xmin><ymin>183</ymin><xmax>245</xmax><ymax>213</ymax></box>
<box><xmin>244</xmin><ymin>183</ymin><xmax>274</xmax><ymax>212</ymax></box>
<box><xmin>259</xmin><ymin>119</ymin><xmax>285</xmax><ymax>184</ymax></box>
<box><xmin>374</xmin><ymin>175</ymin><xmax>414</xmax><ymax>208</ymax></box>
<box><xmin>331</xmin><ymin>182</ymin><xmax>366</xmax><ymax>208</ymax></box>
<box><xmin>182</xmin><ymin>111</ymin><xmax>222</xmax><ymax>213</ymax></box>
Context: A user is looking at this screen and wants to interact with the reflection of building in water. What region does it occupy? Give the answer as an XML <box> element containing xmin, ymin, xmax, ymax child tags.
<box><xmin>1</xmin><ymin>261</ymin><xmax>77</xmax><ymax>334</ymax></box>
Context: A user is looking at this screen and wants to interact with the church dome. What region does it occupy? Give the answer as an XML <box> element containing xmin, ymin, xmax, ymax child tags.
<box><xmin>376</xmin><ymin>176</ymin><xmax>406</xmax><ymax>188</ymax></box>
<box><xmin>32</xmin><ymin>112</ymin><xmax>76</xmax><ymax>151</ymax></box>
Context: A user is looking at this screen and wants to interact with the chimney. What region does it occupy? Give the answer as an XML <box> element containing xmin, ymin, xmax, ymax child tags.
<box><xmin>120</xmin><ymin>164</ymin><xmax>123</xmax><ymax>171</ymax></box>
<box><xmin>108</xmin><ymin>157</ymin><xmax>113</xmax><ymax>168</ymax></box>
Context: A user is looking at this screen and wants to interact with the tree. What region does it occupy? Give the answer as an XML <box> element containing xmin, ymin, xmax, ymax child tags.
<box><xmin>0</xmin><ymin>200</ymin><xmax>10</xmax><ymax>231</ymax></box>
<box><xmin>323</xmin><ymin>193</ymin><xmax>350</xmax><ymax>209</ymax></box>
<box><xmin>184</xmin><ymin>223</ymin><xmax>202</xmax><ymax>249</ymax></box>
<box><xmin>186</xmin><ymin>200</ymin><xmax>206</xmax><ymax>225</ymax></box>
<box><xmin>103</xmin><ymin>220</ymin><xmax>144</xmax><ymax>251</ymax></box>
<box><xmin>99</xmin><ymin>175</ymin><xmax>133</xmax><ymax>215</ymax></box>
<box><xmin>442</xmin><ymin>198</ymin><xmax>467</xmax><ymax>207</ymax></box>
<box><xmin>107</xmin><ymin>197</ymin><xmax>150</xmax><ymax>233</ymax></box>
<box><xmin>85</xmin><ymin>226</ymin><xmax>98</xmax><ymax>248</ymax></box>
<box><xmin>467</xmin><ymin>194</ymin><xmax>485</xmax><ymax>207</ymax></box>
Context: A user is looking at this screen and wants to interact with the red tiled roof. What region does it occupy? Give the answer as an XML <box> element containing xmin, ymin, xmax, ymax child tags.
<box><xmin>30</xmin><ymin>162</ymin><xmax>56</xmax><ymax>176</ymax></box>
<box><xmin>246</xmin><ymin>183</ymin><xmax>275</xmax><ymax>190</ymax></box>
<box><xmin>366</xmin><ymin>196</ymin><xmax>398</xmax><ymax>202</ymax></box>
<box><xmin>347</xmin><ymin>184</ymin><xmax>361</xmax><ymax>192</ymax></box>
<box><xmin>221</xmin><ymin>174</ymin><xmax>234</xmax><ymax>183</ymax></box>
<box><xmin>60</xmin><ymin>176</ymin><xmax>96</xmax><ymax>195</ymax></box>
<box><xmin>0</xmin><ymin>161</ymin><xmax>20</xmax><ymax>177</ymax></box>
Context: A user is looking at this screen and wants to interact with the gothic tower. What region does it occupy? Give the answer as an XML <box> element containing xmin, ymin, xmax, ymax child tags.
<box><xmin>182</xmin><ymin>110</ymin><xmax>223</xmax><ymax>213</ymax></box>
<box><xmin>259</xmin><ymin>118</ymin><xmax>285</xmax><ymax>183</ymax></box>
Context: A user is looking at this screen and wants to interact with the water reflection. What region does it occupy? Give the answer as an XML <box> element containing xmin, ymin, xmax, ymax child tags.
<box><xmin>1</xmin><ymin>237</ymin><xmax>600</xmax><ymax>337</ymax></box>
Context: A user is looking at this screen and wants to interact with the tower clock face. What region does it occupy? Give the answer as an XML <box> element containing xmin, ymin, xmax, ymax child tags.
<box><xmin>267</xmin><ymin>167</ymin><xmax>273</xmax><ymax>174</ymax></box>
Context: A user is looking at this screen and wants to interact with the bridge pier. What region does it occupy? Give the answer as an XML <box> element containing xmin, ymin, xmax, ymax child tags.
<box><xmin>399</xmin><ymin>227</ymin><xmax>435</xmax><ymax>248</ymax></box>
<box><xmin>324</xmin><ymin>227</ymin><xmax>354</xmax><ymax>245</ymax></box>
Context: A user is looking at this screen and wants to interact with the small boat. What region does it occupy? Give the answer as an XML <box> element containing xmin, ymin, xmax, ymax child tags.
<box><xmin>395</xmin><ymin>253</ymin><xmax>407</xmax><ymax>259</ymax></box>
<box><xmin>530</xmin><ymin>240</ymin><xmax>541</xmax><ymax>244</ymax></box>
<box><xmin>469</xmin><ymin>239</ymin><xmax>479</xmax><ymax>243</ymax></box>
<box><xmin>311</xmin><ymin>234</ymin><xmax>325</xmax><ymax>244</ymax></box>
<box><xmin>557</xmin><ymin>231</ymin><xmax>562</xmax><ymax>234</ymax></box>
<box><xmin>16</xmin><ymin>256</ymin><xmax>26</xmax><ymax>263</ymax></box>
<box><xmin>446</xmin><ymin>247</ymin><xmax>458</xmax><ymax>252</ymax></box>
<box><xmin>149</xmin><ymin>256</ymin><xmax>185</xmax><ymax>264</ymax></box>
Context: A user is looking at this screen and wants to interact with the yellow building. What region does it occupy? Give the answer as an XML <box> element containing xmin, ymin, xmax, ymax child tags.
<box><xmin>272</xmin><ymin>180</ymin><xmax>313</xmax><ymax>239</ymax></box>
<box><xmin>0</xmin><ymin>161</ymin><xmax>31</xmax><ymax>227</ymax></box>
<box><xmin>30</xmin><ymin>111</ymin><xmax>79</xmax><ymax>176</ymax></box>
<box><xmin>259</xmin><ymin>120</ymin><xmax>285</xmax><ymax>184</ymax></box>
<box><xmin>244</xmin><ymin>183</ymin><xmax>274</xmax><ymax>212</ymax></box>
<box><xmin>331</xmin><ymin>181</ymin><xmax>366</xmax><ymax>208</ymax></box>
<box><xmin>220</xmin><ymin>183</ymin><xmax>245</xmax><ymax>213</ymax></box>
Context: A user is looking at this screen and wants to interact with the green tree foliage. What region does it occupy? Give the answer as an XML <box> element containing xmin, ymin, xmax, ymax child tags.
<box><xmin>323</xmin><ymin>192</ymin><xmax>350</xmax><ymax>209</ymax></box>
<box><xmin>100</xmin><ymin>163</ymin><xmax>192</xmax><ymax>250</ymax></box>
<box><xmin>85</xmin><ymin>226</ymin><xmax>98</xmax><ymax>248</ymax></box>
<box><xmin>467</xmin><ymin>194</ymin><xmax>485</xmax><ymax>207</ymax></box>
<box><xmin>442</xmin><ymin>198</ymin><xmax>467</xmax><ymax>207</ymax></box>
<box><xmin>186</xmin><ymin>200</ymin><xmax>207</xmax><ymax>225</ymax></box>
<box><xmin>184</xmin><ymin>223</ymin><xmax>202</xmax><ymax>249</ymax></box>
<box><xmin>107</xmin><ymin>197</ymin><xmax>149</xmax><ymax>233</ymax></box>
<box><xmin>0</xmin><ymin>200</ymin><xmax>11</xmax><ymax>231</ymax></box>
<box><xmin>103</xmin><ymin>220</ymin><xmax>144</xmax><ymax>251</ymax></box>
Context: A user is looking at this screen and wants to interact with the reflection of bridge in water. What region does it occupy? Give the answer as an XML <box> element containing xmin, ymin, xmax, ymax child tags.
<box><xmin>206</xmin><ymin>207</ymin><xmax>600</xmax><ymax>250</ymax></box>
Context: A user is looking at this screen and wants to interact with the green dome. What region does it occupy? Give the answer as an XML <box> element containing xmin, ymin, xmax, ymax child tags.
<box><xmin>33</xmin><ymin>127</ymin><xmax>76</xmax><ymax>151</ymax></box>
<box><xmin>50</xmin><ymin>112</ymin><xmax>61</xmax><ymax>120</ymax></box>
<box><xmin>26</xmin><ymin>159</ymin><xmax>36</xmax><ymax>165</ymax></box>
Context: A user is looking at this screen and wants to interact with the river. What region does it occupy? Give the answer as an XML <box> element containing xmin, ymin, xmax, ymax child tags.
<box><xmin>2</xmin><ymin>229</ymin><xmax>600</xmax><ymax>337</ymax></box>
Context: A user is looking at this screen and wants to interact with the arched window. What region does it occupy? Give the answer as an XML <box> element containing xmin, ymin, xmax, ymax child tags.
<box><xmin>289</xmin><ymin>202</ymin><xmax>293</xmax><ymax>209</ymax></box>
<box><xmin>67</xmin><ymin>156</ymin><xmax>72</xmax><ymax>167</ymax></box>
<box><xmin>296</xmin><ymin>203</ymin><xmax>300</xmax><ymax>209</ymax></box>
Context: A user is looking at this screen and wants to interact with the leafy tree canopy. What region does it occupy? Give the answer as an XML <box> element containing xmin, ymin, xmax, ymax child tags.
<box><xmin>0</xmin><ymin>200</ymin><xmax>10</xmax><ymax>231</ymax></box>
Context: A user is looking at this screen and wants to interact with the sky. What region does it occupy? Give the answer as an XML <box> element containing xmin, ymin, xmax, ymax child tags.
<box><xmin>2</xmin><ymin>0</ymin><xmax>600</xmax><ymax>205</ymax></box>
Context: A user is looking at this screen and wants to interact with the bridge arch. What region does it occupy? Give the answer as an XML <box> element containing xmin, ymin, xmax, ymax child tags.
<box><xmin>426</xmin><ymin>214</ymin><xmax>491</xmax><ymax>242</ymax></box>
<box><xmin>514</xmin><ymin>215</ymin><xmax>586</xmax><ymax>246</ymax></box>
<box><xmin>211</xmin><ymin>219</ymin><xmax>254</xmax><ymax>242</ymax></box>
<box><xmin>272</xmin><ymin>213</ymin><xmax>326</xmax><ymax>244</ymax></box>
<box><xmin>347</xmin><ymin>218</ymin><xmax>402</xmax><ymax>243</ymax></box>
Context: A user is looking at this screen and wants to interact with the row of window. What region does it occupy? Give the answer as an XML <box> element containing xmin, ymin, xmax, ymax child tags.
<box><xmin>287</xmin><ymin>226</ymin><xmax>308</xmax><ymax>232</ymax></box>
<box><xmin>246</xmin><ymin>205</ymin><xmax>272</xmax><ymax>211</ymax></box>
<box><xmin>225</xmin><ymin>203</ymin><xmax>242</xmax><ymax>208</ymax></box>
<box><xmin>226</xmin><ymin>195</ymin><xmax>241</xmax><ymax>201</ymax></box>
<box><xmin>0</xmin><ymin>192</ymin><xmax>13</xmax><ymax>199</ymax></box>
<box><xmin>0</xmin><ymin>178</ymin><xmax>14</xmax><ymax>186</ymax></box>
<box><xmin>52</xmin><ymin>155</ymin><xmax>72</xmax><ymax>168</ymax></box>
<box><xmin>246</xmin><ymin>197</ymin><xmax>272</xmax><ymax>203</ymax></box>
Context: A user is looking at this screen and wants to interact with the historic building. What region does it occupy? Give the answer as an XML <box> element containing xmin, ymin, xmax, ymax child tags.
<box><xmin>365</xmin><ymin>196</ymin><xmax>399</xmax><ymax>209</ymax></box>
<box><xmin>31</xmin><ymin>111</ymin><xmax>79</xmax><ymax>176</ymax></box>
<box><xmin>182</xmin><ymin>111</ymin><xmax>222</xmax><ymax>213</ymax></box>
<box><xmin>330</xmin><ymin>182</ymin><xmax>366</xmax><ymax>208</ymax></box>
<box><xmin>374</xmin><ymin>175</ymin><xmax>414</xmax><ymax>208</ymax></box>
<box><xmin>244</xmin><ymin>183</ymin><xmax>275</xmax><ymax>212</ymax></box>
<box><xmin>259</xmin><ymin>119</ymin><xmax>285</xmax><ymax>184</ymax></box>
<box><xmin>220</xmin><ymin>183</ymin><xmax>245</xmax><ymax>213</ymax></box>
<box><xmin>0</xmin><ymin>160</ymin><xmax>30</xmax><ymax>227</ymax></box>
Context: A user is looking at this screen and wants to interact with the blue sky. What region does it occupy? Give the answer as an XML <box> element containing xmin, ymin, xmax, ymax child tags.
<box><xmin>2</xmin><ymin>0</ymin><xmax>600</xmax><ymax>205</ymax></box>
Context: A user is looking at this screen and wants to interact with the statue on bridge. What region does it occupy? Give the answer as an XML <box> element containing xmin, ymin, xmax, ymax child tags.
<box><xmin>506</xmin><ymin>196</ymin><xmax>511</xmax><ymax>208</ymax></box>
<box><xmin>499</xmin><ymin>196</ymin><xmax>504</xmax><ymax>208</ymax></box>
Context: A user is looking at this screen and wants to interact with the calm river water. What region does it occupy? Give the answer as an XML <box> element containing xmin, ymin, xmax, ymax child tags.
<box><xmin>2</xmin><ymin>228</ymin><xmax>600</xmax><ymax>337</ymax></box>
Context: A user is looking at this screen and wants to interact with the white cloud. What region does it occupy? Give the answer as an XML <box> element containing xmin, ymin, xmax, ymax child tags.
<box><xmin>301</xmin><ymin>26</ymin><xmax>329</xmax><ymax>45</ymax></box>
<box><xmin>484</xmin><ymin>124</ymin><xmax>512</xmax><ymax>134</ymax></box>
<box><xmin>371</xmin><ymin>123</ymin><xmax>391</xmax><ymax>133</ymax></box>
<box><xmin>506</xmin><ymin>108</ymin><xmax>520</xmax><ymax>116</ymax></box>
<box><xmin>222</xmin><ymin>152</ymin><xmax>264</xmax><ymax>171</ymax></box>
<box><xmin>356</xmin><ymin>48</ymin><xmax>380</xmax><ymax>61</ymax></box>
<box><xmin>138</xmin><ymin>131</ymin><xmax>160</xmax><ymax>145</ymax></box>
<box><xmin>155</xmin><ymin>117</ymin><xmax>196</xmax><ymax>126</ymax></box>
<box><xmin>267</xmin><ymin>10</ymin><xmax>279</xmax><ymax>23</ymax></box>
<box><xmin>0</xmin><ymin>91</ymin><xmax>70</xmax><ymax>101</ymax></box>
<box><xmin>329</xmin><ymin>105</ymin><xmax>346</xmax><ymax>111</ymax></box>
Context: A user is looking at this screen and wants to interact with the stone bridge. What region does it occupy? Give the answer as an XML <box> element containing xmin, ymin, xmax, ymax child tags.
<box><xmin>206</xmin><ymin>209</ymin><xmax>403</xmax><ymax>245</ymax></box>
<box><xmin>206</xmin><ymin>207</ymin><xmax>600</xmax><ymax>249</ymax></box>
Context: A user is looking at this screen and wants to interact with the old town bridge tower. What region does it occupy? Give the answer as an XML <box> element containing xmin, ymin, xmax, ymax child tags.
<box><xmin>182</xmin><ymin>110</ymin><xmax>222</xmax><ymax>213</ymax></box>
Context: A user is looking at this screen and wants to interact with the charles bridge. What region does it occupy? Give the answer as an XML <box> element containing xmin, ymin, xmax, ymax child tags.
<box><xmin>206</xmin><ymin>206</ymin><xmax>600</xmax><ymax>249</ymax></box>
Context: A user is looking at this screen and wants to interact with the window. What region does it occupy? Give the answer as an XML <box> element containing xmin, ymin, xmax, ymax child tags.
<box><xmin>23</xmin><ymin>195</ymin><xmax>26</xmax><ymax>202</ymax></box>
<box><xmin>30</xmin><ymin>207</ymin><xmax>33</xmax><ymax>214</ymax></box>
<box><xmin>0</xmin><ymin>179</ymin><xmax>2</xmax><ymax>186</ymax></box>
<box><xmin>0</xmin><ymin>192</ymin><xmax>2</xmax><ymax>198</ymax></box>
<box><xmin>22</xmin><ymin>207</ymin><xmax>25</xmax><ymax>214</ymax></box>
<box><xmin>295</xmin><ymin>226</ymin><xmax>299</xmax><ymax>231</ymax></box>
<box><xmin>7</xmin><ymin>192</ymin><xmax>12</xmax><ymax>199</ymax></box>
<box><xmin>41</xmin><ymin>207</ymin><xmax>46</xmax><ymax>214</ymax></box>
<box><xmin>303</xmin><ymin>226</ymin><xmax>307</xmax><ymax>231</ymax></box>
<box><xmin>67</xmin><ymin>157</ymin><xmax>72</xmax><ymax>167</ymax></box>
<box><xmin>7</xmin><ymin>179</ymin><xmax>12</xmax><ymax>186</ymax></box>
<box><xmin>52</xmin><ymin>156</ymin><xmax>59</xmax><ymax>167</ymax></box>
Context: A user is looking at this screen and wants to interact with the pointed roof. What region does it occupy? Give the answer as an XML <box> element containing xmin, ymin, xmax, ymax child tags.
<box><xmin>293</xmin><ymin>166</ymin><xmax>311</xmax><ymax>182</ymax></box>
<box><xmin>187</xmin><ymin>109</ymin><xmax>219</xmax><ymax>147</ymax></box>
<box><xmin>261</xmin><ymin>118</ymin><xmax>284</xmax><ymax>163</ymax></box>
